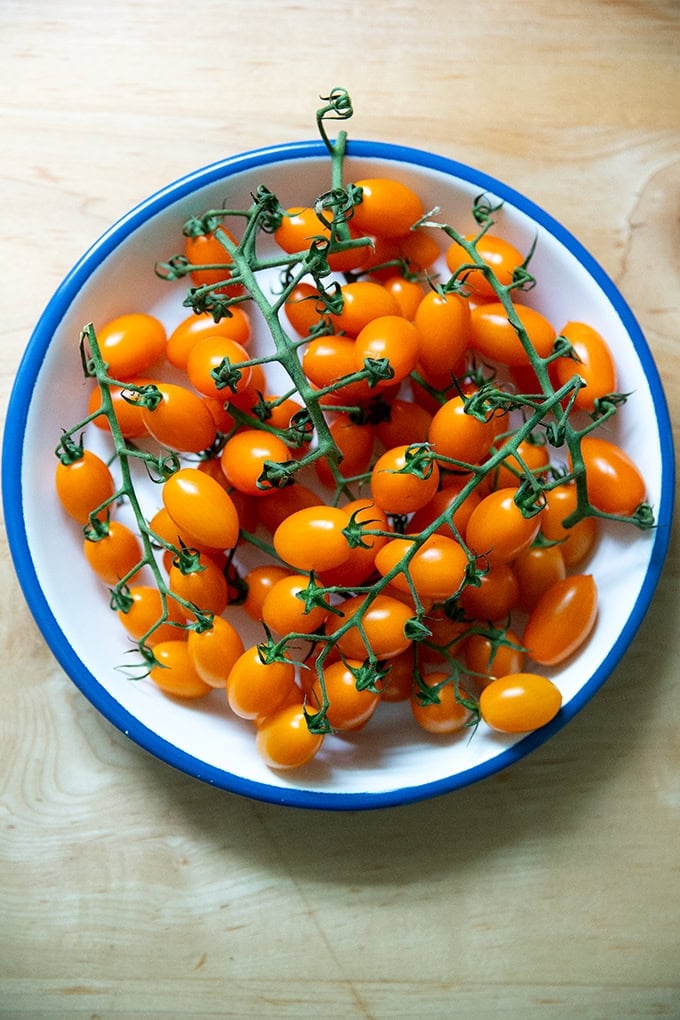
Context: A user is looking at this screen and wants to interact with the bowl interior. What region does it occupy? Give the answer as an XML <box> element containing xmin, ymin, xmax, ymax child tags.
<box><xmin>3</xmin><ymin>140</ymin><xmax>674</xmax><ymax>808</ymax></box>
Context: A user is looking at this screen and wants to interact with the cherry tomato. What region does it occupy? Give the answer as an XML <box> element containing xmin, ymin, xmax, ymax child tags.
<box><xmin>375</xmin><ymin>533</ymin><xmax>469</xmax><ymax>600</ymax></box>
<box><xmin>55</xmin><ymin>450</ymin><xmax>115</xmax><ymax>524</ymax></box>
<box><xmin>147</xmin><ymin>505</ymin><xmax>221</xmax><ymax>559</ymax></box>
<box><xmin>283</xmin><ymin>282</ymin><xmax>327</xmax><ymax>336</ymax></box>
<box><xmin>552</xmin><ymin>321</ymin><xmax>617</xmax><ymax>412</ymax></box>
<box><xmin>220</xmin><ymin>429</ymin><xmax>293</xmax><ymax>498</ymax></box>
<box><xmin>317</xmin><ymin>498</ymin><xmax>390</xmax><ymax>588</ymax></box>
<box><xmin>370</xmin><ymin>444</ymin><xmax>440</xmax><ymax>514</ymax></box>
<box><xmin>184</xmin><ymin>225</ymin><xmax>239</xmax><ymax>287</ymax></box>
<box><xmin>577</xmin><ymin>436</ymin><xmax>647</xmax><ymax>517</ymax></box>
<box><xmin>168</xmin><ymin>551</ymin><xmax>229</xmax><ymax>619</ymax></box>
<box><xmin>117</xmin><ymin>585</ymin><xmax>186</xmax><ymax>646</ymax></box>
<box><xmin>140</xmin><ymin>381</ymin><xmax>217</xmax><ymax>453</ymax></box>
<box><xmin>242</xmin><ymin>564</ymin><xmax>291</xmax><ymax>620</ymax></box>
<box><xmin>261</xmin><ymin>573</ymin><xmax>330</xmax><ymax>636</ymax></box>
<box><xmin>315</xmin><ymin>414</ymin><xmax>375</xmax><ymax>489</ymax></box>
<box><xmin>255</xmin><ymin>702</ymin><xmax>324</xmax><ymax>769</ymax></box>
<box><xmin>382</xmin><ymin>275</ymin><xmax>425</xmax><ymax>319</ymax></box>
<box><xmin>94</xmin><ymin>313</ymin><xmax>166</xmax><ymax>380</ymax></box>
<box><xmin>379</xmin><ymin>650</ymin><xmax>415</xmax><ymax>702</ymax></box>
<box><xmin>166</xmin><ymin>308</ymin><xmax>251</xmax><ymax>369</ymax></box>
<box><xmin>410</xmin><ymin>672</ymin><xmax>473</xmax><ymax>735</ymax></box>
<box><xmin>470</xmin><ymin>302</ymin><xmax>556</xmax><ymax>366</ymax></box>
<box><xmin>149</xmin><ymin>639</ymin><xmax>213</xmax><ymax>699</ymax></box>
<box><xmin>301</xmin><ymin>335</ymin><xmax>372</xmax><ymax>405</ymax></box>
<box><xmin>374</xmin><ymin>397</ymin><xmax>433</xmax><ymax>449</ymax></box>
<box><xmin>350</xmin><ymin>177</ymin><xmax>425</xmax><ymax>239</ymax></box>
<box><xmin>226</xmin><ymin>645</ymin><xmax>296</xmax><ymax>720</ymax></box>
<box><xmin>445</xmin><ymin>233</ymin><xmax>524</xmax><ymax>298</ymax></box>
<box><xmin>162</xmin><ymin>467</ymin><xmax>240</xmax><ymax>551</ymax></box>
<box><xmin>465</xmin><ymin>487</ymin><xmax>543</xmax><ymax>563</ymax></box>
<box><xmin>186</xmin><ymin>335</ymin><xmax>252</xmax><ymax>400</ymax></box>
<box><xmin>428</xmin><ymin>394</ymin><xmax>498</xmax><ymax>468</ymax></box>
<box><xmin>413</xmin><ymin>290</ymin><xmax>470</xmax><ymax>380</ymax></box>
<box><xmin>83</xmin><ymin>519</ymin><xmax>143</xmax><ymax>585</ymax></box>
<box><xmin>541</xmin><ymin>482</ymin><xmax>598</xmax><ymax>567</ymax></box>
<box><xmin>485</xmin><ymin>437</ymin><xmax>550</xmax><ymax>493</ymax></box>
<box><xmin>459</xmin><ymin>560</ymin><xmax>520</xmax><ymax>621</ymax></box>
<box><xmin>523</xmin><ymin>574</ymin><xmax>598</xmax><ymax>666</ymax></box>
<box><xmin>256</xmin><ymin>482</ymin><xmax>321</xmax><ymax>534</ymax></box>
<box><xmin>479</xmin><ymin>673</ymin><xmax>562</xmax><ymax>733</ymax></box>
<box><xmin>326</xmin><ymin>593</ymin><xmax>414</xmax><ymax>660</ymax></box>
<box><xmin>310</xmin><ymin>659</ymin><xmax>381</xmax><ymax>731</ymax></box>
<box><xmin>408</xmin><ymin>481</ymin><xmax>481</xmax><ymax>543</ymax></box>
<box><xmin>464</xmin><ymin>628</ymin><xmax>525</xmax><ymax>683</ymax></box>
<box><xmin>273</xmin><ymin>505</ymin><xmax>352</xmax><ymax>573</ymax></box>
<box><xmin>273</xmin><ymin>206</ymin><xmax>370</xmax><ymax>272</ymax></box>
<box><xmin>353</xmin><ymin>315</ymin><xmax>420</xmax><ymax>388</ymax></box>
<box><xmin>512</xmin><ymin>543</ymin><xmax>567</xmax><ymax>612</ymax></box>
<box><xmin>186</xmin><ymin>615</ymin><xmax>244</xmax><ymax>688</ymax></box>
<box><xmin>88</xmin><ymin>378</ymin><xmax>150</xmax><ymax>439</ymax></box>
<box><xmin>329</xmin><ymin>281</ymin><xmax>401</xmax><ymax>336</ymax></box>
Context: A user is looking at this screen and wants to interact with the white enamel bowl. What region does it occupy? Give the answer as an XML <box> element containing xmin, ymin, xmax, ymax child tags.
<box><xmin>2</xmin><ymin>140</ymin><xmax>674</xmax><ymax>809</ymax></box>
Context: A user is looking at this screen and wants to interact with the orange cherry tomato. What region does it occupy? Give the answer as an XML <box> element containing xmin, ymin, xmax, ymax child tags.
<box><xmin>255</xmin><ymin>702</ymin><xmax>324</xmax><ymax>769</ymax></box>
<box><xmin>445</xmin><ymin>233</ymin><xmax>524</xmax><ymax>298</ymax></box>
<box><xmin>94</xmin><ymin>313</ymin><xmax>166</xmax><ymax>380</ymax></box>
<box><xmin>117</xmin><ymin>585</ymin><xmax>186</xmax><ymax>646</ymax></box>
<box><xmin>325</xmin><ymin>593</ymin><xmax>414</xmax><ymax>661</ymax></box>
<box><xmin>370</xmin><ymin>444</ymin><xmax>440</xmax><ymax>515</ymax></box>
<box><xmin>310</xmin><ymin>659</ymin><xmax>381</xmax><ymax>731</ymax></box>
<box><xmin>166</xmin><ymin>308</ymin><xmax>251</xmax><ymax>369</ymax></box>
<box><xmin>83</xmin><ymin>519</ymin><xmax>143</xmax><ymax>585</ymax></box>
<box><xmin>470</xmin><ymin>302</ymin><xmax>556</xmax><ymax>366</ymax></box>
<box><xmin>220</xmin><ymin>429</ymin><xmax>293</xmax><ymax>498</ymax></box>
<box><xmin>140</xmin><ymin>381</ymin><xmax>218</xmax><ymax>453</ymax></box>
<box><xmin>553</xmin><ymin>321</ymin><xmax>617</xmax><ymax>412</ymax></box>
<box><xmin>350</xmin><ymin>177</ymin><xmax>425</xmax><ymax>239</ymax></box>
<box><xmin>227</xmin><ymin>646</ymin><xmax>296</xmax><ymax>721</ymax></box>
<box><xmin>329</xmin><ymin>281</ymin><xmax>401</xmax><ymax>336</ymax></box>
<box><xmin>185</xmin><ymin>335</ymin><xmax>252</xmax><ymax>400</ymax></box>
<box><xmin>149</xmin><ymin>640</ymin><xmax>213</xmax><ymax>699</ymax></box>
<box><xmin>375</xmin><ymin>533</ymin><xmax>469</xmax><ymax>600</ymax></box>
<box><xmin>541</xmin><ymin>482</ymin><xmax>598</xmax><ymax>567</ymax></box>
<box><xmin>577</xmin><ymin>436</ymin><xmax>647</xmax><ymax>517</ymax></box>
<box><xmin>523</xmin><ymin>574</ymin><xmax>598</xmax><ymax>666</ymax></box>
<box><xmin>465</xmin><ymin>487</ymin><xmax>543</xmax><ymax>564</ymax></box>
<box><xmin>464</xmin><ymin>628</ymin><xmax>526</xmax><ymax>684</ymax></box>
<box><xmin>162</xmin><ymin>467</ymin><xmax>240</xmax><ymax>551</ymax></box>
<box><xmin>410</xmin><ymin>672</ymin><xmax>473</xmax><ymax>735</ymax></box>
<box><xmin>273</xmin><ymin>505</ymin><xmax>352</xmax><ymax>573</ymax></box>
<box><xmin>479</xmin><ymin>673</ymin><xmax>562</xmax><ymax>733</ymax></box>
<box><xmin>261</xmin><ymin>573</ymin><xmax>330</xmax><ymax>637</ymax></box>
<box><xmin>186</xmin><ymin>616</ymin><xmax>245</xmax><ymax>688</ymax></box>
<box><xmin>413</xmin><ymin>290</ymin><xmax>470</xmax><ymax>381</ymax></box>
<box><xmin>242</xmin><ymin>564</ymin><xmax>291</xmax><ymax>621</ymax></box>
<box><xmin>168</xmin><ymin>550</ymin><xmax>229</xmax><ymax>619</ymax></box>
<box><xmin>55</xmin><ymin>450</ymin><xmax>115</xmax><ymax>525</ymax></box>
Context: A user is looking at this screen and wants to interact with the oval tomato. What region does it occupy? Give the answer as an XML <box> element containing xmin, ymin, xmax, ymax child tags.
<box><xmin>479</xmin><ymin>672</ymin><xmax>562</xmax><ymax>733</ymax></box>
<box><xmin>523</xmin><ymin>574</ymin><xmax>598</xmax><ymax>666</ymax></box>
<box><xmin>162</xmin><ymin>467</ymin><xmax>240</xmax><ymax>551</ymax></box>
<box><xmin>577</xmin><ymin>437</ymin><xmax>647</xmax><ymax>517</ymax></box>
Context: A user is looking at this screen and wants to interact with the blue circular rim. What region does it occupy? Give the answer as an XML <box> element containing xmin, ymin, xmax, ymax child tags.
<box><xmin>2</xmin><ymin>138</ymin><xmax>675</xmax><ymax>810</ymax></box>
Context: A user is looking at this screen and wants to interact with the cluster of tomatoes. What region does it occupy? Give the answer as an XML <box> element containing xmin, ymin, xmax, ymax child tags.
<box><xmin>55</xmin><ymin>172</ymin><xmax>649</xmax><ymax>770</ymax></box>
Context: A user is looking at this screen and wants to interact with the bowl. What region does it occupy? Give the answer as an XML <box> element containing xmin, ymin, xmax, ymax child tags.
<box><xmin>2</xmin><ymin>139</ymin><xmax>674</xmax><ymax>809</ymax></box>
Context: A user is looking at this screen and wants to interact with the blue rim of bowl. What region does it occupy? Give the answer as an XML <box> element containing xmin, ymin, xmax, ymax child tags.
<box><xmin>2</xmin><ymin>139</ymin><xmax>675</xmax><ymax>810</ymax></box>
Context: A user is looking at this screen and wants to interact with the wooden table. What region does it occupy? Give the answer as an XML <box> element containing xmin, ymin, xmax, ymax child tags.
<box><xmin>2</xmin><ymin>3</ymin><xmax>678</xmax><ymax>1016</ymax></box>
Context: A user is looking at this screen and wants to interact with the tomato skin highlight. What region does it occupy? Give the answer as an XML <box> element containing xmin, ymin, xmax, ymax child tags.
<box><xmin>523</xmin><ymin>574</ymin><xmax>598</xmax><ymax>666</ymax></box>
<box><xmin>479</xmin><ymin>673</ymin><xmax>562</xmax><ymax>733</ymax></box>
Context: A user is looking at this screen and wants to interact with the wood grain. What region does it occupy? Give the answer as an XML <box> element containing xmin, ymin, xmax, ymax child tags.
<box><xmin>1</xmin><ymin>2</ymin><xmax>678</xmax><ymax>1016</ymax></box>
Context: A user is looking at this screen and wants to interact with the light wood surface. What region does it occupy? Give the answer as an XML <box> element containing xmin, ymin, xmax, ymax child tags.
<box><xmin>1</xmin><ymin>3</ymin><xmax>678</xmax><ymax>1017</ymax></box>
